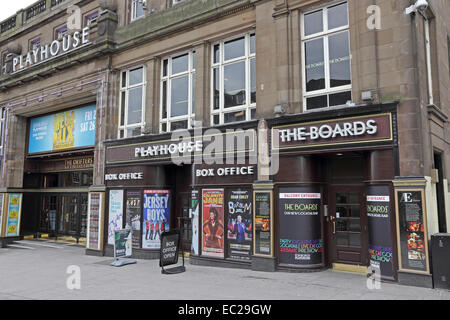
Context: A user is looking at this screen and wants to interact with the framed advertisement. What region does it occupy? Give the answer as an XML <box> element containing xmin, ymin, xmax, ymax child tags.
<box><xmin>395</xmin><ymin>189</ymin><xmax>430</xmax><ymax>275</ymax></box>
<box><xmin>108</xmin><ymin>190</ymin><xmax>124</xmax><ymax>245</ymax></box>
<box><xmin>191</xmin><ymin>190</ymin><xmax>200</xmax><ymax>255</ymax></box>
<box><xmin>5</xmin><ymin>194</ymin><xmax>22</xmax><ymax>237</ymax></box>
<box><xmin>201</xmin><ymin>189</ymin><xmax>225</xmax><ymax>258</ymax></box>
<box><xmin>253</xmin><ymin>191</ymin><xmax>273</xmax><ymax>257</ymax></box>
<box><xmin>226</xmin><ymin>189</ymin><xmax>252</xmax><ymax>261</ymax></box>
<box><xmin>142</xmin><ymin>190</ymin><xmax>171</xmax><ymax>249</ymax></box>
<box><xmin>0</xmin><ymin>194</ymin><xmax>5</xmax><ymax>237</ymax></box>
<box><xmin>87</xmin><ymin>192</ymin><xmax>104</xmax><ymax>251</ymax></box>
<box><xmin>126</xmin><ymin>191</ymin><xmax>142</xmax><ymax>249</ymax></box>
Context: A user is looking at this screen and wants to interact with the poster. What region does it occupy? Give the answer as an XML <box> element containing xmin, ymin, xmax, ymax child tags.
<box><xmin>279</xmin><ymin>188</ymin><xmax>323</xmax><ymax>266</ymax></box>
<box><xmin>142</xmin><ymin>190</ymin><xmax>170</xmax><ymax>249</ymax></box>
<box><xmin>114</xmin><ymin>229</ymin><xmax>132</xmax><ymax>258</ymax></box>
<box><xmin>108</xmin><ymin>190</ymin><xmax>124</xmax><ymax>245</ymax></box>
<box><xmin>191</xmin><ymin>190</ymin><xmax>200</xmax><ymax>255</ymax></box>
<box><xmin>126</xmin><ymin>191</ymin><xmax>142</xmax><ymax>249</ymax></box>
<box><xmin>396</xmin><ymin>189</ymin><xmax>429</xmax><ymax>273</ymax></box>
<box><xmin>87</xmin><ymin>192</ymin><xmax>103</xmax><ymax>250</ymax></box>
<box><xmin>28</xmin><ymin>105</ymin><xmax>96</xmax><ymax>154</ymax></box>
<box><xmin>202</xmin><ymin>189</ymin><xmax>225</xmax><ymax>258</ymax></box>
<box><xmin>254</xmin><ymin>191</ymin><xmax>272</xmax><ymax>256</ymax></box>
<box><xmin>367</xmin><ymin>186</ymin><xmax>394</xmax><ymax>279</ymax></box>
<box><xmin>226</xmin><ymin>189</ymin><xmax>252</xmax><ymax>261</ymax></box>
<box><xmin>5</xmin><ymin>194</ymin><xmax>22</xmax><ymax>237</ymax></box>
<box><xmin>0</xmin><ymin>194</ymin><xmax>4</xmax><ymax>237</ymax></box>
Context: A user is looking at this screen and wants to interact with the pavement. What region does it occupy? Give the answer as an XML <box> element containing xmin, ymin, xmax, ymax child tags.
<box><xmin>0</xmin><ymin>239</ymin><xmax>449</xmax><ymax>300</ymax></box>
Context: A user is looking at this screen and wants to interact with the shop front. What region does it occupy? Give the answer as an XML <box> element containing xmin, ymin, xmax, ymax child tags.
<box><xmin>269</xmin><ymin>103</ymin><xmax>399</xmax><ymax>280</ymax></box>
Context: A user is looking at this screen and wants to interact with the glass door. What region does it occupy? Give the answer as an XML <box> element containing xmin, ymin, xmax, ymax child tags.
<box><xmin>60</xmin><ymin>195</ymin><xmax>79</xmax><ymax>236</ymax></box>
<box><xmin>40</xmin><ymin>195</ymin><xmax>57</xmax><ymax>234</ymax></box>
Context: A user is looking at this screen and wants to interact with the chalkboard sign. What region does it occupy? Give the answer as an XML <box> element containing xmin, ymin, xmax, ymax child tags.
<box><xmin>367</xmin><ymin>186</ymin><xmax>394</xmax><ymax>279</ymax></box>
<box><xmin>279</xmin><ymin>187</ymin><xmax>323</xmax><ymax>266</ymax></box>
<box><xmin>254</xmin><ymin>191</ymin><xmax>272</xmax><ymax>256</ymax></box>
<box><xmin>160</xmin><ymin>231</ymin><xmax>181</xmax><ymax>267</ymax></box>
<box><xmin>395</xmin><ymin>189</ymin><xmax>430</xmax><ymax>274</ymax></box>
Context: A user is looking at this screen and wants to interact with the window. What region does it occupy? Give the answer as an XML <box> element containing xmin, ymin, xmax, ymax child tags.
<box><xmin>160</xmin><ymin>51</ymin><xmax>196</xmax><ymax>132</ymax></box>
<box><xmin>1</xmin><ymin>51</ymin><xmax>8</xmax><ymax>75</ymax></box>
<box><xmin>30</xmin><ymin>37</ymin><xmax>41</xmax><ymax>51</ymax></box>
<box><xmin>0</xmin><ymin>107</ymin><xmax>6</xmax><ymax>156</ymax></box>
<box><xmin>119</xmin><ymin>67</ymin><xmax>146</xmax><ymax>138</ymax></box>
<box><xmin>211</xmin><ymin>33</ymin><xmax>256</xmax><ymax>125</ymax></box>
<box><xmin>55</xmin><ymin>25</ymin><xmax>68</xmax><ymax>40</ymax></box>
<box><xmin>131</xmin><ymin>0</ymin><xmax>146</xmax><ymax>22</ymax></box>
<box><xmin>301</xmin><ymin>2</ymin><xmax>352</xmax><ymax>110</ymax></box>
<box><xmin>173</xmin><ymin>0</ymin><xmax>188</xmax><ymax>5</ymax></box>
<box><xmin>85</xmin><ymin>11</ymin><xmax>99</xmax><ymax>27</ymax></box>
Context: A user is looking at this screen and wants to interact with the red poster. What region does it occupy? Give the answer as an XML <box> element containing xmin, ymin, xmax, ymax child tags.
<box><xmin>202</xmin><ymin>189</ymin><xmax>225</xmax><ymax>258</ymax></box>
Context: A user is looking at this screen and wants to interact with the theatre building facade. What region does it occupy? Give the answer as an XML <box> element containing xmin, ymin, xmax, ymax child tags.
<box><xmin>0</xmin><ymin>0</ymin><xmax>449</xmax><ymax>288</ymax></box>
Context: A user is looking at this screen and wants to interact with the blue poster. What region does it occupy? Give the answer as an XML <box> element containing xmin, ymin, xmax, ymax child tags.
<box><xmin>6</xmin><ymin>194</ymin><xmax>22</xmax><ymax>237</ymax></box>
<box><xmin>28</xmin><ymin>105</ymin><xmax>96</xmax><ymax>154</ymax></box>
<box><xmin>142</xmin><ymin>190</ymin><xmax>170</xmax><ymax>249</ymax></box>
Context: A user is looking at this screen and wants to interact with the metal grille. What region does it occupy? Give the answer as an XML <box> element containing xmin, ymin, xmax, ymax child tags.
<box><xmin>25</xmin><ymin>0</ymin><xmax>47</xmax><ymax>21</ymax></box>
<box><xmin>0</xmin><ymin>16</ymin><xmax>16</xmax><ymax>33</ymax></box>
<box><xmin>51</xmin><ymin>0</ymin><xmax>67</xmax><ymax>7</ymax></box>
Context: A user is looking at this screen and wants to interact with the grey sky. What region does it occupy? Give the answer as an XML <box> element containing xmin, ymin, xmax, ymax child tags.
<box><xmin>0</xmin><ymin>1</ymin><xmax>37</xmax><ymax>22</ymax></box>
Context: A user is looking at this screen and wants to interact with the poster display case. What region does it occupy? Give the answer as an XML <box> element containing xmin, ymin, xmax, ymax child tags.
<box><xmin>253</xmin><ymin>190</ymin><xmax>273</xmax><ymax>257</ymax></box>
<box><xmin>87</xmin><ymin>192</ymin><xmax>105</xmax><ymax>251</ymax></box>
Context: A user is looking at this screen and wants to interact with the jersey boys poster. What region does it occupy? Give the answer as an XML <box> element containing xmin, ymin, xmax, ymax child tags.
<box><xmin>142</xmin><ymin>190</ymin><xmax>170</xmax><ymax>249</ymax></box>
<box><xmin>226</xmin><ymin>189</ymin><xmax>252</xmax><ymax>261</ymax></box>
<box><xmin>202</xmin><ymin>189</ymin><xmax>225</xmax><ymax>258</ymax></box>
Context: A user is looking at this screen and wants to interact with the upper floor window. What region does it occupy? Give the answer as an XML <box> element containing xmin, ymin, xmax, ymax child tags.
<box><xmin>0</xmin><ymin>108</ymin><xmax>6</xmax><ymax>156</ymax></box>
<box><xmin>211</xmin><ymin>33</ymin><xmax>256</xmax><ymax>125</ymax></box>
<box><xmin>30</xmin><ymin>37</ymin><xmax>41</xmax><ymax>51</ymax></box>
<box><xmin>119</xmin><ymin>67</ymin><xmax>146</xmax><ymax>138</ymax></box>
<box><xmin>301</xmin><ymin>2</ymin><xmax>352</xmax><ymax>110</ymax></box>
<box><xmin>55</xmin><ymin>25</ymin><xmax>68</xmax><ymax>40</ymax></box>
<box><xmin>131</xmin><ymin>0</ymin><xmax>146</xmax><ymax>22</ymax></box>
<box><xmin>85</xmin><ymin>11</ymin><xmax>99</xmax><ymax>27</ymax></box>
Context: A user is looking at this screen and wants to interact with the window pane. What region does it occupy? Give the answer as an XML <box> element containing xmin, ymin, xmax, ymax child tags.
<box><xmin>328</xmin><ymin>2</ymin><xmax>348</xmax><ymax>30</ymax></box>
<box><xmin>192</xmin><ymin>72</ymin><xmax>196</xmax><ymax>114</ymax></box>
<box><xmin>171</xmin><ymin>76</ymin><xmax>189</xmax><ymax>117</ymax></box>
<box><xmin>304</xmin><ymin>10</ymin><xmax>323</xmax><ymax>36</ymax></box>
<box><xmin>348</xmin><ymin>206</ymin><xmax>361</xmax><ymax>218</ymax></box>
<box><xmin>336</xmin><ymin>206</ymin><xmax>348</xmax><ymax>218</ymax></box>
<box><xmin>134</xmin><ymin>1</ymin><xmax>145</xmax><ymax>19</ymax></box>
<box><xmin>329</xmin><ymin>91</ymin><xmax>352</xmax><ymax>107</ymax></box>
<box><xmin>250</xmin><ymin>58</ymin><xmax>256</xmax><ymax>104</ymax></box>
<box><xmin>161</xmin><ymin>123</ymin><xmax>167</xmax><ymax>132</ymax></box>
<box><xmin>224</xmin><ymin>61</ymin><xmax>246</xmax><ymax>108</ymax></box>
<box><xmin>192</xmin><ymin>51</ymin><xmax>196</xmax><ymax>70</ymax></box>
<box><xmin>349</xmin><ymin>233</ymin><xmax>361</xmax><ymax>247</ymax></box>
<box><xmin>121</xmin><ymin>72</ymin><xmax>127</xmax><ymax>88</ymax></box>
<box><xmin>224</xmin><ymin>110</ymin><xmax>246</xmax><ymax>124</ymax></box>
<box><xmin>162</xmin><ymin>81</ymin><xmax>168</xmax><ymax>119</ymax></box>
<box><xmin>172</xmin><ymin>54</ymin><xmax>189</xmax><ymax>74</ymax></box>
<box><xmin>213</xmin><ymin>68</ymin><xmax>220</xmax><ymax>110</ymax></box>
<box><xmin>163</xmin><ymin>59</ymin><xmax>168</xmax><ymax>77</ymax></box>
<box><xmin>306</xmin><ymin>95</ymin><xmax>327</xmax><ymax>110</ymax></box>
<box><xmin>250</xmin><ymin>34</ymin><xmax>255</xmax><ymax>54</ymax></box>
<box><xmin>329</xmin><ymin>31</ymin><xmax>351</xmax><ymax>88</ymax></box>
<box><xmin>214</xmin><ymin>44</ymin><xmax>220</xmax><ymax>64</ymax></box>
<box><xmin>119</xmin><ymin>129</ymin><xmax>124</xmax><ymax>139</ymax></box>
<box><xmin>129</xmin><ymin>67</ymin><xmax>143</xmax><ymax>86</ymax></box>
<box><xmin>251</xmin><ymin>108</ymin><xmax>256</xmax><ymax>120</ymax></box>
<box><xmin>120</xmin><ymin>91</ymin><xmax>126</xmax><ymax>126</ymax></box>
<box><xmin>305</xmin><ymin>38</ymin><xmax>325</xmax><ymax>92</ymax></box>
<box><xmin>348</xmin><ymin>219</ymin><xmax>361</xmax><ymax>232</ymax></box>
<box><xmin>213</xmin><ymin>114</ymin><xmax>220</xmax><ymax>125</ymax></box>
<box><xmin>127</xmin><ymin>127</ymin><xmax>142</xmax><ymax>138</ymax></box>
<box><xmin>170</xmin><ymin>120</ymin><xmax>188</xmax><ymax>131</ymax></box>
<box><xmin>336</xmin><ymin>233</ymin><xmax>347</xmax><ymax>246</ymax></box>
<box><xmin>224</xmin><ymin>37</ymin><xmax>245</xmax><ymax>61</ymax></box>
<box><xmin>127</xmin><ymin>87</ymin><xmax>143</xmax><ymax>125</ymax></box>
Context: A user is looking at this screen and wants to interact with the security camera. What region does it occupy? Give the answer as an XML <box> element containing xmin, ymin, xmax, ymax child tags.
<box><xmin>405</xmin><ymin>0</ymin><xmax>429</xmax><ymax>15</ymax></box>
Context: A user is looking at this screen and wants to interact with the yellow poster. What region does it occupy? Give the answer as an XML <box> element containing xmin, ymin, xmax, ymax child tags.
<box><xmin>53</xmin><ymin>111</ymin><xmax>75</xmax><ymax>150</ymax></box>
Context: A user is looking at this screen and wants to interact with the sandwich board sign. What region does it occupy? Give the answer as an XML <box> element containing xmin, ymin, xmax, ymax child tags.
<box><xmin>160</xmin><ymin>230</ymin><xmax>185</xmax><ymax>274</ymax></box>
<box><xmin>111</xmin><ymin>229</ymin><xmax>137</xmax><ymax>267</ymax></box>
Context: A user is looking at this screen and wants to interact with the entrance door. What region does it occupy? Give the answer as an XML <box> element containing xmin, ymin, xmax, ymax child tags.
<box><xmin>60</xmin><ymin>195</ymin><xmax>79</xmax><ymax>236</ymax></box>
<box><xmin>39</xmin><ymin>195</ymin><xmax>57</xmax><ymax>234</ymax></box>
<box><xmin>329</xmin><ymin>186</ymin><xmax>368</xmax><ymax>266</ymax></box>
<box><xmin>177</xmin><ymin>192</ymin><xmax>192</xmax><ymax>252</ymax></box>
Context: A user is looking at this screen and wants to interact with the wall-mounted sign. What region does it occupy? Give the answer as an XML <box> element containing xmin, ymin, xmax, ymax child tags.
<box><xmin>28</xmin><ymin>105</ymin><xmax>96</xmax><ymax>154</ymax></box>
<box><xmin>395</xmin><ymin>189</ymin><xmax>430</xmax><ymax>274</ymax></box>
<box><xmin>367</xmin><ymin>186</ymin><xmax>394</xmax><ymax>279</ymax></box>
<box><xmin>279</xmin><ymin>188</ymin><xmax>323</xmax><ymax>266</ymax></box>
<box><xmin>226</xmin><ymin>189</ymin><xmax>252</xmax><ymax>261</ymax></box>
<box><xmin>272</xmin><ymin>113</ymin><xmax>393</xmax><ymax>151</ymax></box>
<box><xmin>105</xmin><ymin>173</ymin><xmax>144</xmax><ymax>181</ymax></box>
<box><xmin>201</xmin><ymin>189</ymin><xmax>225</xmax><ymax>258</ymax></box>
<box><xmin>87</xmin><ymin>192</ymin><xmax>104</xmax><ymax>251</ymax></box>
<box><xmin>142</xmin><ymin>190</ymin><xmax>171</xmax><ymax>249</ymax></box>
<box><xmin>108</xmin><ymin>190</ymin><xmax>124</xmax><ymax>245</ymax></box>
<box><xmin>12</xmin><ymin>27</ymin><xmax>91</xmax><ymax>73</ymax></box>
<box><xmin>196</xmin><ymin>166</ymin><xmax>255</xmax><ymax>177</ymax></box>
<box><xmin>5</xmin><ymin>194</ymin><xmax>22</xmax><ymax>237</ymax></box>
<box><xmin>254</xmin><ymin>191</ymin><xmax>273</xmax><ymax>256</ymax></box>
<box><xmin>64</xmin><ymin>157</ymin><xmax>94</xmax><ymax>170</ymax></box>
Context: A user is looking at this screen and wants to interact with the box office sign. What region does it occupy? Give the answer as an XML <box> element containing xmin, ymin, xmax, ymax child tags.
<box><xmin>279</xmin><ymin>188</ymin><xmax>323</xmax><ymax>266</ymax></box>
<box><xmin>395</xmin><ymin>189</ymin><xmax>430</xmax><ymax>274</ymax></box>
<box><xmin>28</xmin><ymin>105</ymin><xmax>96</xmax><ymax>154</ymax></box>
<box><xmin>272</xmin><ymin>113</ymin><xmax>393</xmax><ymax>151</ymax></box>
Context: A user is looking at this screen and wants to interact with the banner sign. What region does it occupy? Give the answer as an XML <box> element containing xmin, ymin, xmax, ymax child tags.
<box><xmin>108</xmin><ymin>190</ymin><xmax>124</xmax><ymax>245</ymax></box>
<box><xmin>5</xmin><ymin>194</ymin><xmax>22</xmax><ymax>237</ymax></box>
<box><xmin>395</xmin><ymin>189</ymin><xmax>430</xmax><ymax>274</ymax></box>
<box><xmin>254</xmin><ymin>191</ymin><xmax>272</xmax><ymax>256</ymax></box>
<box><xmin>114</xmin><ymin>229</ymin><xmax>132</xmax><ymax>258</ymax></box>
<box><xmin>226</xmin><ymin>189</ymin><xmax>252</xmax><ymax>261</ymax></box>
<box><xmin>142</xmin><ymin>190</ymin><xmax>170</xmax><ymax>249</ymax></box>
<box><xmin>279</xmin><ymin>188</ymin><xmax>323</xmax><ymax>266</ymax></box>
<box><xmin>367</xmin><ymin>186</ymin><xmax>394</xmax><ymax>279</ymax></box>
<box><xmin>87</xmin><ymin>192</ymin><xmax>103</xmax><ymax>251</ymax></box>
<box><xmin>28</xmin><ymin>105</ymin><xmax>96</xmax><ymax>154</ymax></box>
<box><xmin>126</xmin><ymin>191</ymin><xmax>142</xmax><ymax>249</ymax></box>
<box><xmin>191</xmin><ymin>190</ymin><xmax>200</xmax><ymax>255</ymax></box>
<box><xmin>160</xmin><ymin>231</ymin><xmax>180</xmax><ymax>267</ymax></box>
<box><xmin>202</xmin><ymin>189</ymin><xmax>225</xmax><ymax>258</ymax></box>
